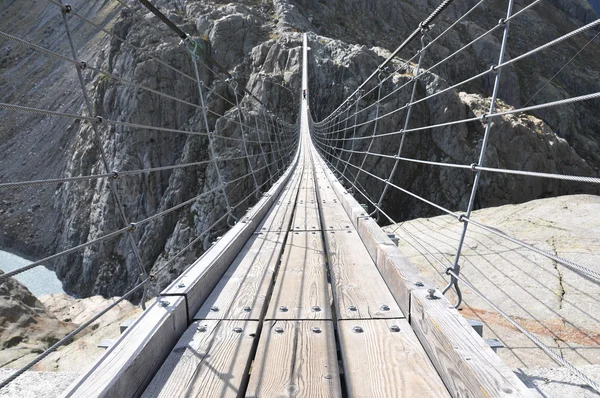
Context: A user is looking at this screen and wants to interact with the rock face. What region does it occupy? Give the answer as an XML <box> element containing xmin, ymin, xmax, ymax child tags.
<box><xmin>1</xmin><ymin>0</ymin><xmax>599</xmax><ymax>299</ymax></box>
<box><xmin>0</xmin><ymin>271</ymin><xmax>75</xmax><ymax>367</ymax></box>
<box><xmin>383</xmin><ymin>194</ymin><xmax>600</xmax><ymax>371</ymax></box>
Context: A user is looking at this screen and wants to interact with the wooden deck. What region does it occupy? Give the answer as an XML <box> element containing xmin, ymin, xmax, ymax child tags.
<box><xmin>61</xmin><ymin>34</ymin><xmax>535</xmax><ymax>398</ymax></box>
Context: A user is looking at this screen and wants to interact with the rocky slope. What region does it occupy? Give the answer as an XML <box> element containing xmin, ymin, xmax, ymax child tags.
<box><xmin>0</xmin><ymin>273</ymin><xmax>140</xmax><ymax>372</ymax></box>
<box><xmin>0</xmin><ymin>0</ymin><xmax>599</xmax><ymax>299</ymax></box>
<box><xmin>385</xmin><ymin>194</ymin><xmax>600</xmax><ymax>370</ymax></box>
<box><xmin>0</xmin><ymin>271</ymin><xmax>75</xmax><ymax>368</ymax></box>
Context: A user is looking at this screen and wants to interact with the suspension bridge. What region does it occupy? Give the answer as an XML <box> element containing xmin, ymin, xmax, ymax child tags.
<box><xmin>1</xmin><ymin>0</ymin><xmax>600</xmax><ymax>396</ymax></box>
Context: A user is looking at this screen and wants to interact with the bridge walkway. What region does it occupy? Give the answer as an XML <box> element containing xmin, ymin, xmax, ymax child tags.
<box><xmin>62</xmin><ymin>34</ymin><xmax>533</xmax><ymax>398</ymax></box>
<box><xmin>138</xmin><ymin>34</ymin><xmax>450</xmax><ymax>398</ymax></box>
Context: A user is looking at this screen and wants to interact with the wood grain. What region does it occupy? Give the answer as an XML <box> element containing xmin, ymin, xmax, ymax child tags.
<box><xmin>163</xmin><ymin>158</ymin><xmax>299</xmax><ymax>321</ymax></box>
<box><xmin>257</xmin><ymin>170</ymin><xmax>301</xmax><ymax>232</ymax></box>
<box><xmin>338</xmin><ymin>319</ymin><xmax>450</xmax><ymax>398</ymax></box>
<box><xmin>246</xmin><ymin>321</ymin><xmax>342</xmax><ymax>398</ymax></box>
<box><xmin>194</xmin><ymin>232</ymin><xmax>286</xmax><ymax>321</ymax></box>
<box><xmin>266</xmin><ymin>231</ymin><xmax>331</xmax><ymax>320</ymax></box>
<box><xmin>324</xmin><ymin>229</ymin><xmax>404</xmax><ymax>320</ymax></box>
<box><xmin>142</xmin><ymin>320</ymin><xmax>258</xmax><ymax>398</ymax></box>
<box><xmin>410</xmin><ymin>289</ymin><xmax>536</xmax><ymax>397</ymax></box>
<box><xmin>291</xmin><ymin>203</ymin><xmax>321</xmax><ymax>231</ymax></box>
<box><xmin>319</xmin><ymin>201</ymin><xmax>353</xmax><ymax>231</ymax></box>
<box><xmin>61</xmin><ymin>297</ymin><xmax>187</xmax><ymax>398</ymax></box>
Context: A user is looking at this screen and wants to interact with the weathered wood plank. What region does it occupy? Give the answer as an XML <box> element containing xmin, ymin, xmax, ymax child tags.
<box><xmin>410</xmin><ymin>289</ymin><xmax>536</xmax><ymax>398</ymax></box>
<box><xmin>266</xmin><ymin>231</ymin><xmax>331</xmax><ymax>320</ymax></box>
<box><xmin>245</xmin><ymin>321</ymin><xmax>342</xmax><ymax>398</ymax></box>
<box><xmin>338</xmin><ymin>319</ymin><xmax>450</xmax><ymax>398</ymax></box>
<box><xmin>162</xmin><ymin>157</ymin><xmax>300</xmax><ymax>321</ymax></box>
<box><xmin>356</xmin><ymin>216</ymin><xmax>395</xmax><ymax>264</ymax></box>
<box><xmin>319</xmin><ymin>201</ymin><xmax>353</xmax><ymax>231</ymax></box>
<box><xmin>142</xmin><ymin>320</ymin><xmax>258</xmax><ymax>398</ymax></box>
<box><xmin>374</xmin><ymin>243</ymin><xmax>428</xmax><ymax>319</ymax></box>
<box><xmin>61</xmin><ymin>297</ymin><xmax>187</xmax><ymax>398</ymax></box>
<box><xmin>194</xmin><ymin>232</ymin><xmax>286</xmax><ymax>321</ymax></box>
<box><xmin>323</xmin><ymin>229</ymin><xmax>404</xmax><ymax>320</ymax></box>
<box><xmin>291</xmin><ymin>204</ymin><xmax>321</xmax><ymax>231</ymax></box>
<box><xmin>296</xmin><ymin>184</ymin><xmax>317</xmax><ymax>206</ymax></box>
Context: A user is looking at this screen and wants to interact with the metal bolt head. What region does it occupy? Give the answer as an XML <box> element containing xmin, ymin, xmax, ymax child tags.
<box><xmin>177</xmin><ymin>283</ymin><xmax>185</xmax><ymax>288</ymax></box>
<box><xmin>415</xmin><ymin>281</ymin><xmax>424</xmax><ymax>287</ymax></box>
<box><xmin>389</xmin><ymin>325</ymin><xmax>400</xmax><ymax>332</ymax></box>
<box><xmin>233</xmin><ymin>327</ymin><xmax>243</xmax><ymax>333</ymax></box>
<box><xmin>311</xmin><ymin>327</ymin><xmax>322</xmax><ymax>334</ymax></box>
<box><xmin>352</xmin><ymin>326</ymin><xmax>364</xmax><ymax>333</ymax></box>
<box><xmin>348</xmin><ymin>305</ymin><xmax>357</xmax><ymax>312</ymax></box>
<box><xmin>243</xmin><ymin>306</ymin><xmax>251</xmax><ymax>312</ymax></box>
<box><xmin>279</xmin><ymin>305</ymin><xmax>288</xmax><ymax>312</ymax></box>
<box><xmin>311</xmin><ymin>305</ymin><xmax>321</xmax><ymax>312</ymax></box>
<box><xmin>197</xmin><ymin>325</ymin><xmax>207</xmax><ymax>332</ymax></box>
<box><xmin>427</xmin><ymin>289</ymin><xmax>438</xmax><ymax>300</ymax></box>
<box><xmin>274</xmin><ymin>327</ymin><xmax>284</xmax><ymax>334</ymax></box>
<box><xmin>210</xmin><ymin>306</ymin><xmax>219</xmax><ymax>312</ymax></box>
<box><xmin>158</xmin><ymin>300</ymin><xmax>170</xmax><ymax>308</ymax></box>
<box><xmin>380</xmin><ymin>304</ymin><xmax>390</xmax><ymax>311</ymax></box>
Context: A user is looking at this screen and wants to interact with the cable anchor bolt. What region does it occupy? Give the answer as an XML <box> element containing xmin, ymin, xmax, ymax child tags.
<box><xmin>427</xmin><ymin>288</ymin><xmax>439</xmax><ymax>300</ymax></box>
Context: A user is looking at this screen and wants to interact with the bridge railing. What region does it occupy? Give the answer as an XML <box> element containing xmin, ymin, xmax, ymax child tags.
<box><xmin>0</xmin><ymin>0</ymin><xmax>299</xmax><ymax>389</ymax></box>
<box><xmin>310</xmin><ymin>0</ymin><xmax>600</xmax><ymax>393</ymax></box>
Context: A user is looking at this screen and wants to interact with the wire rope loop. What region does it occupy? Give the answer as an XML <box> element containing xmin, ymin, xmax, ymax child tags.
<box><xmin>227</xmin><ymin>212</ymin><xmax>238</xmax><ymax>227</ymax></box>
<box><xmin>442</xmin><ymin>272</ymin><xmax>463</xmax><ymax>308</ymax></box>
<box><xmin>184</xmin><ymin>37</ymin><xmax>200</xmax><ymax>60</ymax></box>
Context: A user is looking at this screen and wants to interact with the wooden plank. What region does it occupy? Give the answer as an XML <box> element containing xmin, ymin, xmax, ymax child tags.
<box><xmin>338</xmin><ymin>319</ymin><xmax>450</xmax><ymax>398</ymax></box>
<box><xmin>266</xmin><ymin>231</ymin><xmax>331</xmax><ymax>320</ymax></box>
<box><xmin>245</xmin><ymin>321</ymin><xmax>342</xmax><ymax>398</ymax></box>
<box><xmin>142</xmin><ymin>320</ymin><xmax>258</xmax><ymax>398</ymax></box>
<box><xmin>163</xmin><ymin>155</ymin><xmax>299</xmax><ymax>321</ymax></box>
<box><xmin>374</xmin><ymin>243</ymin><xmax>428</xmax><ymax>319</ymax></box>
<box><xmin>297</xmin><ymin>184</ymin><xmax>317</xmax><ymax>206</ymax></box>
<box><xmin>410</xmin><ymin>289</ymin><xmax>535</xmax><ymax>398</ymax></box>
<box><xmin>319</xmin><ymin>201</ymin><xmax>353</xmax><ymax>231</ymax></box>
<box><xmin>356</xmin><ymin>216</ymin><xmax>395</xmax><ymax>264</ymax></box>
<box><xmin>291</xmin><ymin>205</ymin><xmax>321</xmax><ymax>231</ymax></box>
<box><xmin>61</xmin><ymin>297</ymin><xmax>187</xmax><ymax>398</ymax></box>
<box><xmin>257</xmin><ymin>168</ymin><xmax>301</xmax><ymax>233</ymax></box>
<box><xmin>315</xmin><ymin>181</ymin><xmax>339</xmax><ymax>202</ymax></box>
<box><xmin>194</xmin><ymin>232</ymin><xmax>285</xmax><ymax>321</ymax></box>
<box><xmin>323</xmin><ymin>229</ymin><xmax>404</xmax><ymax>320</ymax></box>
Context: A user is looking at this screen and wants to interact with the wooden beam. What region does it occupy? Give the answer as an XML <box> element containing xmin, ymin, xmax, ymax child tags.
<box><xmin>61</xmin><ymin>297</ymin><xmax>187</xmax><ymax>398</ymax></box>
<box><xmin>193</xmin><ymin>232</ymin><xmax>286</xmax><ymax>321</ymax></box>
<box><xmin>162</xmin><ymin>156</ymin><xmax>300</xmax><ymax>321</ymax></box>
<box><xmin>323</xmin><ymin>229</ymin><xmax>404</xmax><ymax>320</ymax></box>
<box><xmin>410</xmin><ymin>289</ymin><xmax>536</xmax><ymax>397</ymax></box>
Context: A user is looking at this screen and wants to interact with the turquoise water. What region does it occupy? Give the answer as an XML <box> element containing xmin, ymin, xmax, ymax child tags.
<box><xmin>0</xmin><ymin>250</ymin><xmax>65</xmax><ymax>296</ymax></box>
